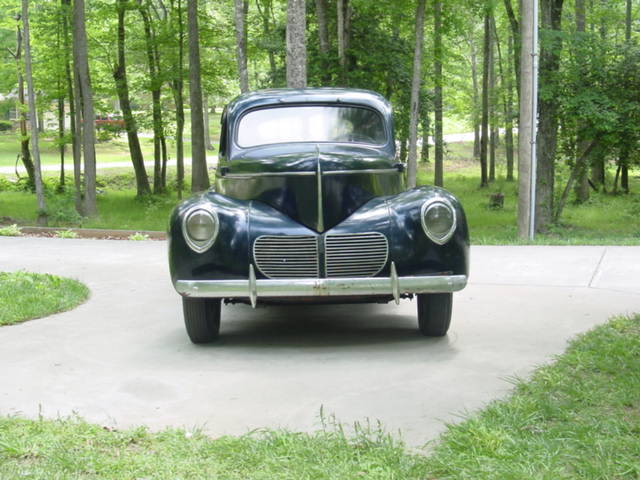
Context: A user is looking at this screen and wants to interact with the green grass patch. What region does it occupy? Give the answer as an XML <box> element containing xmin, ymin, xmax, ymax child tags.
<box><xmin>425</xmin><ymin>314</ymin><xmax>640</xmax><ymax>479</ymax></box>
<box><xmin>0</xmin><ymin>271</ymin><xmax>89</xmax><ymax>326</ymax></box>
<box><xmin>1</xmin><ymin>315</ymin><xmax>638</xmax><ymax>478</ymax></box>
<box><xmin>0</xmin><ymin>112</ymin><xmax>221</xmax><ymax>168</ymax></box>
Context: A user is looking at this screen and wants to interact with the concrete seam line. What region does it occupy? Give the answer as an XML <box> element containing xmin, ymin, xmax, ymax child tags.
<box><xmin>588</xmin><ymin>247</ymin><xmax>608</xmax><ymax>288</ymax></box>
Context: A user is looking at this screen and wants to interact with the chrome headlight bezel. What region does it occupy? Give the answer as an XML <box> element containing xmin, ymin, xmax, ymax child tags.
<box><xmin>181</xmin><ymin>204</ymin><xmax>219</xmax><ymax>253</ymax></box>
<box><xmin>420</xmin><ymin>197</ymin><xmax>457</xmax><ymax>245</ymax></box>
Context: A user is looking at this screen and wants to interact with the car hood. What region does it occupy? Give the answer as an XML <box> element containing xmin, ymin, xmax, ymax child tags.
<box><xmin>215</xmin><ymin>144</ymin><xmax>404</xmax><ymax>232</ymax></box>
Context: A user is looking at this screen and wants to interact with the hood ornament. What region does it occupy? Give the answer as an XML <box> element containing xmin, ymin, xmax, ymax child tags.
<box><xmin>316</xmin><ymin>144</ymin><xmax>324</xmax><ymax>232</ymax></box>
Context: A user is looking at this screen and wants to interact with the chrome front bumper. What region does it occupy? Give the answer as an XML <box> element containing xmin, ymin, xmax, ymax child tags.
<box><xmin>175</xmin><ymin>264</ymin><xmax>467</xmax><ymax>307</ymax></box>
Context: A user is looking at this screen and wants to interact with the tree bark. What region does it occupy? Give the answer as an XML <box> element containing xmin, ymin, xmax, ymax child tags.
<box><xmin>188</xmin><ymin>0</ymin><xmax>209</xmax><ymax>192</ymax></box>
<box><xmin>140</xmin><ymin>4</ymin><xmax>166</xmax><ymax>194</ymax></box>
<box><xmin>62</xmin><ymin>0</ymin><xmax>82</xmax><ymax>212</ymax></box>
<box><xmin>73</xmin><ymin>0</ymin><xmax>98</xmax><ymax>216</ymax></box>
<box><xmin>11</xmin><ymin>21</ymin><xmax>35</xmax><ymax>188</ymax></box>
<box><xmin>480</xmin><ymin>9</ymin><xmax>490</xmax><ymax>188</ymax></box>
<box><xmin>315</xmin><ymin>0</ymin><xmax>329</xmax><ymax>83</ymax></box>
<box><xmin>234</xmin><ymin>0</ymin><xmax>249</xmax><ymax>92</ymax></box>
<box><xmin>488</xmin><ymin>16</ymin><xmax>496</xmax><ymax>183</ymax></box>
<box><xmin>503</xmin><ymin>0</ymin><xmax>520</xmax><ymax>97</ymax></box>
<box><xmin>620</xmin><ymin>0</ymin><xmax>631</xmax><ymax>193</ymax></box>
<box><xmin>555</xmin><ymin>139</ymin><xmax>599</xmax><ymax>221</ymax></box>
<box><xmin>505</xmin><ymin>31</ymin><xmax>515</xmax><ymax>180</ymax></box>
<box><xmin>433</xmin><ymin>0</ymin><xmax>444</xmax><ymax>187</ymax></box>
<box><xmin>573</xmin><ymin>0</ymin><xmax>590</xmax><ymax>203</ymax></box>
<box><xmin>469</xmin><ymin>38</ymin><xmax>481</xmax><ymax>159</ymax></box>
<box><xmin>171</xmin><ymin>0</ymin><xmax>185</xmax><ymax>199</ymax></box>
<box><xmin>407</xmin><ymin>0</ymin><xmax>426</xmax><ymax>189</ymax></box>
<box><xmin>535</xmin><ymin>0</ymin><xmax>564</xmax><ymax>232</ymax></box>
<box><xmin>57</xmin><ymin>86</ymin><xmax>65</xmax><ymax>189</ymax></box>
<box><xmin>286</xmin><ymin>0</ymin><xmax>306</xmax><ymax>88</ymax></box>
<box><xmin>21</xmin><ymin>0</ymin><xmax>47</xmax><ymax>225</ymax></box>
<box><xmin>114</xmin><ymin>0</ymin><xmax>151</xmax><ymax>197</ymax></box>
<box><xmin>203</xmin><ymin>94</ymin><xmax>213</xmax><ymax>150</ymax></box>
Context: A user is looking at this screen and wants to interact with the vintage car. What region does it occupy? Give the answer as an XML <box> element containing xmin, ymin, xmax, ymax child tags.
<box><xmin>168</xmin><ymin>88</ymin><xmax>469</xmax><ymax>343</ymax></box>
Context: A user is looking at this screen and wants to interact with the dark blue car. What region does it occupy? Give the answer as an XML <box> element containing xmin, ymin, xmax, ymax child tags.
<box><xmin>168</xmin><ymin>88</ymin><xmax>469</xmax><ymax>343</ymax></box>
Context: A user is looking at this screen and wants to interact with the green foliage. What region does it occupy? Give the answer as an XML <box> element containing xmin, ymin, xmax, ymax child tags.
<box><xmin>0</xmin><ymin>223</ymin><xmax>21</xmax><ymax>236</ymax></box>
<box><xmin>54</xmin><ymin>229</ymin><xmax>78</xmax><ymax>239</ymax></box>
<box><xmin>0</xmin><ymin>120</ymin><xmax>12</xmax><ymax>132</ymax></box>
<box><xmin>127</xmin><ymin>231</ymin><xmax>149</xmax><ymax>241</ymax></box>
<box><xmin>0</xmin><ymin>271</ymin><xmax>89</xmax><ymax>325</ymax></box>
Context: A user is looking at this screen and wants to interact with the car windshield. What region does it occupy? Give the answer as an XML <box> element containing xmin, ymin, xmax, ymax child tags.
<box><xmin>236</xmin><ymin>105</ymin><xmax>387</xmax><ymax>147</ymax></box>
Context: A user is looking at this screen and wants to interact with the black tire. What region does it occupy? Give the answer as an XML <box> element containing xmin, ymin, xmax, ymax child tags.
<box><xmin>182</xmin><ymin>297</ymin><xmax>221</xmax><ymax>344</ymax></box>
<box><xmin>417</xmin><ymin>293</ymin><xmax>452</xmax><ymax>337</ymax></box>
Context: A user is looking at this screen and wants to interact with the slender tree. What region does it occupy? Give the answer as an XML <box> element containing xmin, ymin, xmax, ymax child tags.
<box><xmin>188</xmin><ymin>0</ymin><xmax>209</xmax><ymax>191</ymax></box>
<box><xmin>234</xmin><ymin>0</ymin><xmax>249</xmax><ymax>92</ymax></box>
<box><xmin>61</xmin><ymin>0</ymin><xmax>82</xmax><ymax>212</ymax></box>
<box><xmin>21</xmin><ymin>0</ymin><xmax>46</xmax><ymax>225</ymax></box>
<box><xmin>407</xmin><ymin>0</ymin><xmax>426</xmax><ymax>189</ymax></box>
<box><xmin>620</xmin><ymin>0</ymin><xmax>632</xmax><ymax>193</ymax></box>
<box><xmin>535</xmin><ymin>0</ymin><xmax>564</xmax><ymax>231</ymax></box>
<box><xmin>480</xmin><ymin>8</ymin><xmax>491</xmax><ymax>188</ymax></box>
<box><xmin>170</xmin><ymin>0</ymin><xmax>186</xmax><ymax>198</ymax></box>
<box><xmin>140</xmin><ymin>2</ymin><xmax>168</xmax><ymax>193</ymax></box>
<box><xmin>574</xmin><ymin>0</ymin><xmax>590</xmax><ymax>202</ymax></box>
<box><xmin>286</xmin><ymin>0</ymin><xmax>306</xmax><ymax>88</ymax></box>
<box><xmin>8</xmin><ymin>18</ymin><xmax>35</xmax><ymax>188</ymax></box>
<box><xmin>337</xmin><ymin>0</ymin><xmax>351</xmax><ymax>85</ymax></box>
<box><xmin>114</xmin><ymin>0</ymin><xmax>151</xmax><ymax>197</ymax></box>
<box><xmin>433</xmin><ymin>0</ymin><xmax>444</xmax><ymax>187</ymax></box>
<box><xmin>73</xmin><ymin>0</ymin><xmax>98</xmax><ymax>215</ymax></box>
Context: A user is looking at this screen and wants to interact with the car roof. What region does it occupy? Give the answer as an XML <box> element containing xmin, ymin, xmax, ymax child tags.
<box><xmin>224</xmin><ymin>88</ymin><xmax>392</xmax><ymax>120</ymax></box>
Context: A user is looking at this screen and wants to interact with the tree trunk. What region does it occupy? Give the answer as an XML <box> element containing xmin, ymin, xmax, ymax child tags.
<box><xmin>188</xmin><ymin>0</ymin><xmax>209</xmax><ymax>192</ymax></box>
<box><xmin>503</xmin><ymin>0</ymin><xmax>520</xmax><ymax>98</ymax></box>
<box><xmin>234</xmin><ymin>0</ymin><xmax>249</xmax><ymax>92</ymax></box>
<box><xmin>488</xmin><ymin>17</ymin><xmax>496</xmax><ymax>183</ymax></box>
<box><xmin>336</xmin><ymin>0</ymin><xmax>351</xmax><ymax>85</ymax></box>
<box><xmin>62</xmin><ymin>0</ymin><xmax>82</xmax><ymax>213</ymax></box>
<box><xmin>433</xmin><ymin>0</ymin><xmax>444</xmax><ymax>187</ymax></box>
<box><xmin>203</xmin><ymin>94</ymin><xmax>213</xmax><ymax>150</ymax></box>
<box><xmin>114</xmin><ymin>0</ymin><xmax>151</xmax><ymax>197</ymax></box>
<box><xmin>73</xmin><ymin>0</ymin><xmax>98</xmax><ymax>216</ymax></box>
<box><xmin>480</xmin><ymin>9</ymin><xmax>490</xmax><ymax>188</ymax></box>
<box><xmin>535</xmin><ymin>0</ymin><xmax>564</xmax><ymax>232</ymax></box>
<box><xmin>256</xmin><ymin>0</ymin><xmax>277</xmax><ymax>82</ymax></box>
<box><xmin>172</xmin><ymin>0</ymin><xmax>185</xmax><ymax>199</ymax></box>
<box><xmin>57</xmin><ymin>88</ymin><xmax>65</xmax><ymax>190</ymax></box>
<box><xmin>620</xmin><ymin>0</ymin><xmax>631</xmax><ymax>193</ymax></box>
<box><xmin>505</xmin><ymin>32</ymin><xmax>515</xmax><ymax>181</ymax></box>
<box><xmin>315</xmin><ymin>0</ymin><xmax>329</xmax><ymax>83</ymax></box>
<box><xmin>140</xmin><ymin>5</ymin><xmax>166</xmax><ymax>194</ymax></box>
<box><xmin>573</xmin><ymin>0</ymin><xmax>590</xmax><ymax>203</ymax></box>
<box><xmin>286</xmin><ymin>0</ymin><xmax>306</xmax><ymax>88</ymax></box>
<box><xmin>22</xmin><ymin>0</ymin><xmax>47</xmax><ymax>225</ymax></box>
<box><xmin>469</xmin><ymin>39</ymin><xmax>481</xmax><ymax>159</ymax></box>
<box><xmin>555</xmin><ymin>139</ymin><xmax>599</xmax><ymax>221</ymax></box>
<box><xmin>420</xmin><ymin>101</ymin><xmax>430</xmax><ymax>163</ymax></box>
<box><xmin>407</xmin><ymin>0</ymin><xmax>426</xmax><ymax>189</ymax></box>
<box><xmin>11</xmin><ymin>22</ymin><xmax>35</xmax><ymax>188</ymax></box>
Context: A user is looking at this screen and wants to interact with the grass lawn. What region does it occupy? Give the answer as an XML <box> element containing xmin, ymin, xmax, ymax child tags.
<box><xmin>1</xmin><ymin>314</ymin><xmax>638</xmax><ymax>478</ymax></box>
<box><xmin>0</xmin><ymin>271</ymin><xmax>89</xmax><ymax>326</ymax></box>
<box><xmin>0</xmin><ymin>112</ymin><xmax>221</xmax><ymax>167</ymax></box>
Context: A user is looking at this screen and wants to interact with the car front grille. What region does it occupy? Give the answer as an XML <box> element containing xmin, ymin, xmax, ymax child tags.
<box><xmin>253</xmin><ymin>235</ymin><xmax>320</xmax><ymax>279</ymax></box>
<box><xmin>253</xmin><ymin>232</ymin><xmax>388</xmax><ymax>279</ymax></box>
<box><xmin>324</xmin><ymin>232</ymin><xmax>388</xmax><ymax>278</ymax></box>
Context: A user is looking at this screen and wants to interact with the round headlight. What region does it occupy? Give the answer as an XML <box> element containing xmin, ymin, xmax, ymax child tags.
<box><xmin>182</xmin><ymin>206</ymin><xmax>219</xmax><ymax>253</ymax></box>
<box><xmin>421</xmin><ymin>198</ymin><xmax>456</xmax><ymax>245</ymax></box>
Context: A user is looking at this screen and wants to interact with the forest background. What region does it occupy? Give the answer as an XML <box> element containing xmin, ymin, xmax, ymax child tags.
<box><xmin>0</xmin><ymin>0</ymin><xmax>639</xmax><ymax>243</ymax></box>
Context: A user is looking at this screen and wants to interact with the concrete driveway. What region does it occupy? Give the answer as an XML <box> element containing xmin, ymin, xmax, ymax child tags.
<box><xmin>1</xmin><ymin>237</ymin><xmax>639</xmax><ymax>447</ymax></box>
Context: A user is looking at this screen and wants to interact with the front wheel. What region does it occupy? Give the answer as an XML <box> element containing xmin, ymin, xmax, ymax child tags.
<box><xmin>182</xmin><ymin>297</ymin><xmax>221</xmax><ymax>343</ymax></box>
<box><xmin>417</xmin><ymin>293</ymin><xmax>452</xmax><ymax>337</ymax></box>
